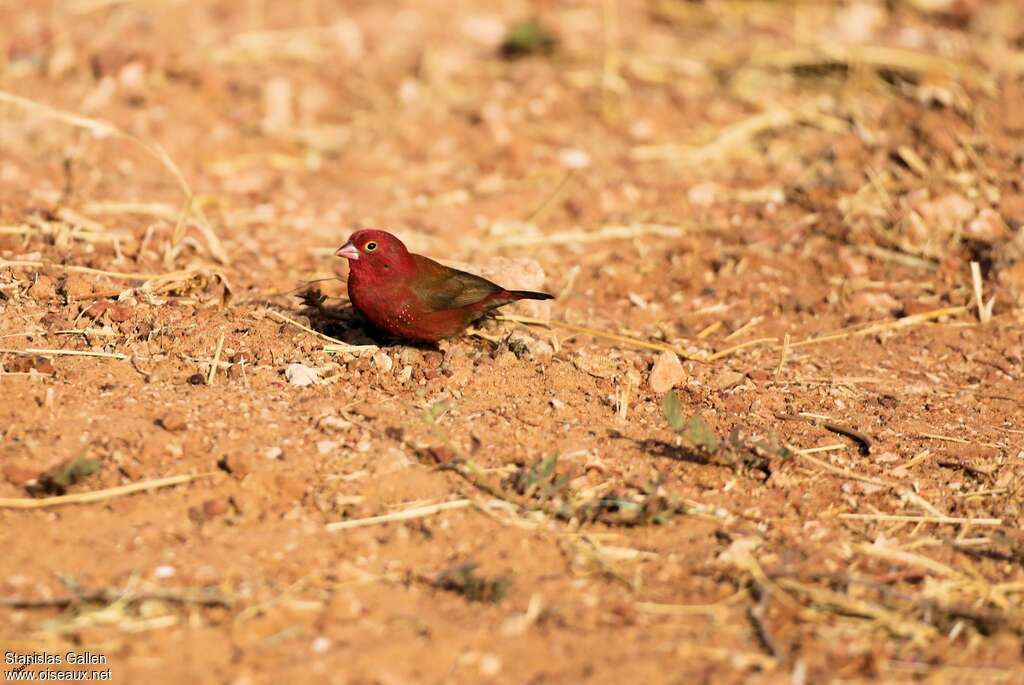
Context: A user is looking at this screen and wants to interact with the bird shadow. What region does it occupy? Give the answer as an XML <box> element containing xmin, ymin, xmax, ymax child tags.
<box><xmin>296</xmin><ymin>289</ymin><xmax>443</xmax><ymax>352</ymax></box>
<box><xmin>605</xmin><ymin>430</ymin><xmax>709</xmax><ymax>466</ymax></box>
<box><xmin>634</xmin><ymin>438</ymin><xmax>710</xmax><ymax>466</ymax></box>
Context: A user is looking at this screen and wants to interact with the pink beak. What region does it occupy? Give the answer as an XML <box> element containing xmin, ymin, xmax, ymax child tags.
<box><xmin>336</xmin><ymin>241</ymin><xmax>359</xmax><ymax>260</ymax></box>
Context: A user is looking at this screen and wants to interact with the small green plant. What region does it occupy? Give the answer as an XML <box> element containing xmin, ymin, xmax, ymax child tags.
<box><xmin>29</xmin><ymin>457</ymin><xmax>101</xmax><ymax>496</ymax></box>
<box><xmin>661</xmin><ymin>392</ymin><xmax>788</xmax><ymax>479</ymax></box>
<box><xmin>500</xmin><ymin>19</ymin><xmax>557</xmax><ymax>59</ymax></box>
<box><xmin>502</xmin><ymin>453</ymin><xmax>569</xmax><ymax>501</ymax></box>
<box><xmin>434</xmin><ymin>562</ymin><xmax>509</xmax><ymax>603</ymax></box>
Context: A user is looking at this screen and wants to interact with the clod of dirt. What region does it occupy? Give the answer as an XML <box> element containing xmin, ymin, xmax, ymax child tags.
<box><xmin>285</xmin><ymin>363</ymin><xmax>319</xmax><ymax>386</ymax></box>
<box><xmin>60</xmin><ymin>275</ymin><xmax>93</xmax><ymax>300</ymax></box>
<box><xmin>4</xmin><ymin>463</ymin><xmax>42</xmax><ymax>486</ymax></box>
<box><xmin>157</xmin><ymin>411</ymin><xmax>188</xmax><ymax>432</ymax></box>
<box><xmin>4</xmin><ymin>356</ymin><xmax>55</xmax><ymax>375</ymax></box>
<box><xmin>28</xmin><ymin>275</ymin><xmax>56</xmax><ymax>302</ymax></box>
<box><xmin>202</xmin><ymin>497</ymin><xmax>230</xmax><ymax>518</ymax></box>
<box><xmin>218</xmin><ymin>453</ymin><xmax>252</xmax><ymax>478</ymax></box>
<box><xmin>649</xmin><ymin>350</ymin><xmax>684</xmax><ymax>393</ymax></box>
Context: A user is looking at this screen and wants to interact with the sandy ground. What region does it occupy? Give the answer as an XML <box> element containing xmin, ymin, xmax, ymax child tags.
<box><xmin>2</xmin><ymin>1</ymin><xmax>1024</xmax><ymax>683</ymax></box>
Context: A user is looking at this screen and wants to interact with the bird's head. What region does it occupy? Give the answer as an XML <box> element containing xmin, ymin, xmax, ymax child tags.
<box><xmin>336</xmin><ymin>229</ymin><xmax>413</xmax><ymax>279</ymax></box>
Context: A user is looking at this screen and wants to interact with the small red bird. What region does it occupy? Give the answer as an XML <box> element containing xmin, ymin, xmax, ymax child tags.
<box><xmin>336</xmin><ymin>229</ymin><xmax>553</xmax><ymax>342</ymax></box>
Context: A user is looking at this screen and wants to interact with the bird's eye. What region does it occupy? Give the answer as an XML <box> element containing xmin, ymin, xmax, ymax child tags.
<box><xmin>365</xmin><ymin>241</ymin><xmax>378</xmax><ymax>252</ymax></box>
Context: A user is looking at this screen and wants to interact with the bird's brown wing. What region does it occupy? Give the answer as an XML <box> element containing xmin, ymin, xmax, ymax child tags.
<box><xmin>410</xmin><ymin>254</ymin><xmax>503</xmax><ymax>311</ymax></box>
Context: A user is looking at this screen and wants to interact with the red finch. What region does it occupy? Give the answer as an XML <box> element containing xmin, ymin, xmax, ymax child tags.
<box><xmin>336</xmin><ymin>229</ymin><xmax>553</xmax><ymax>342</ymax></box>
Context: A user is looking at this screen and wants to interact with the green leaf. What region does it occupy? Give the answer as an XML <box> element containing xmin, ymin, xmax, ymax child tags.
<box><xmin>536</xmin><ymin>453</ymin><xmax>558</xmax><ymax>480</ymax></box>
<box><xmin>661</xmin><ymin>392</ymin><xmax>686</xmax><ymax>431</ymax></box>
<box><xmin>685</xmin><ymin>415</ymin><xmax>719</xmax><ymax>453</ymax></box>
<box><xmin>51</xmin><ymin>457</ymin><xmax>101</xmax><ymax>488</ymax></box>
<box><xmin>500</xmin><ymin>19</ymin><xmax>557</xmax><ymax>59</ymax></box>
<box><xmin>424</xmin><ymin>401</ymin><xmax>447</xmax><ymax>425</ymax></box>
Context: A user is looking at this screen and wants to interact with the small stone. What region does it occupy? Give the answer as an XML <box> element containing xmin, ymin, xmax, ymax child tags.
<box><xmin>550</xmin><ymin>398</ymin><xmax>565</xmax><ymax>411</ymax></box>
<box><xmin>157</xmin><ymin>411</ymin><xmax>188</xmax><ymax>432</ymax></box>
<box><xmin>311</xmin><ymin>637</ymin><xmax>331</xmax><ymax>654</ymax></box>
<box><xmin>851</xmin><ymin>291</ymin><xmax>901</xmax><ymax>315</ymax></box>
<box><xmin>965</xmin><ymin>208</ymin><xmax>1008</xmax><ymax>243</ymax></box>
<box><xmin>264</xmin><ymin>446</ymin><xmax>284</xmax><ymax>460</ymax></box>
<box><xmin>558</xmin><ymin>148</ymin><xmax>591</xmax><ymax>169</ymax></box>
<box><xmin>713</xmin><ymin>370</ymin><xmax>746</xmax><ymax>391</ymax></box>
<box><xmin>397</xmin><ymin>365</ymin><xmax>413</xmax><ymax>383</ymax></box>
<box><xmin>286</xmin><ymin>363</ymin><xmax>319</xmax><ymax>386</ymax></box>
<box><xmin>648</xmin><ymin>351</ymin><xmax>684</xmax><ymax>393</ymax></box>
<box><xmin>574</xmin><ymin>353</ymin><xmax>619</xmax><ymax>379</ymax></box>
<box><xmin>372</xmin><ymin>351</ymin><xmax>393</xmax><ymax>373</ymax></box>
<box><xmin>202</xmin><ymin>498</ymin><xmax>229</xmax><ymax>518</ymax></box>
<box><xmin>317</xmin><ymin>416</ymin><xmax>352</xmax><ymax>433</ymax></box>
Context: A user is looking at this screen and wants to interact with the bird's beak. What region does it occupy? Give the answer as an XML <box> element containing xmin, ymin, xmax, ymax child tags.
<box><xmin>336</xmin><ymin>241</ymin><xmax>359</xmax><ymax>261</ymax></box>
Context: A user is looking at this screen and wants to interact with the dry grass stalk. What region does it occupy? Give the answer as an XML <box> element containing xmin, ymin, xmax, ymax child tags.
<box><xmin>839</xmin><ymin>514</ymin><xmax>1002</xmax><ymax>526</ymax></box>
<box><xmin>326</xmin><ymin>499</ymin><xmax>472</xmax><ymax>531</ymax></box>
<box><xmin>484</xmin><ymin>223</ymin><xmax>700</xmax><ymax>250</ymax></box>
<box><xmin>794</xmin><ymin>450</ymin><xmax>894</xmax><ymax>487</ymax></box>
<box><xmin>0</xmin><ymin>473</ymin><xmax>218</xmax><ymax>509</ymax></box>
<box><xmin>0</xmin><ymin>89</ymin><xmax>229</xmax><ymax>264</ymax></box>
<box><xmin>0</xmin><ymin>348</ymin><xmax>127</xmax><ymax>360</ymax></box>
<box><xmin>775</xmin><ymin>578</ymin><xmax>936</xmax><ymax>642</ymax></box>
<box><xmin>748</xmin><ymin>44</ymin><xmax>986</xmax><ymax>84</ymax></box>
<box><xmin>789</xmin><ymin>306</ymin><xmax>968</xmax><ymax>349</ymax></box>
<box><xmin>263</xmin><ymin>309</ymin><xmax>375</xmax><ymax>352</ymax></box>
<box><xmin>498</xmin><ymin>313</ymin><xmax>776</xmax><ymax>363</ymax></box>
<box><xmin>970</xmin><ymin>261</ymin><xmax>995</xmax><ymax>324</ymax></box>
<box><xmin>855</xmin><ymin>543</ymin><xmax>963</xmax><ymax>579</ymax></box>
<box><xmin>0</xmin><ymin>259</ymin><xmax>195</xmax><ymax>282</ymax></box>
<box><xmin>207</xmin><ymin>333</ymin><xmax>225</xmax><ymax>386</ymax></box>
<box><xmin>631</xmin><ymin>107</ymin><xmax>849</xmax><ymax>163</ymax></box>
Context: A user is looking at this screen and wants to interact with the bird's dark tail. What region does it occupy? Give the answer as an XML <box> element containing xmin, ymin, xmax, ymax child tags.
<box><xmin>509</xmin><ymin>290</ymin><xmax>554</xmax><ymax>301</ymax></box>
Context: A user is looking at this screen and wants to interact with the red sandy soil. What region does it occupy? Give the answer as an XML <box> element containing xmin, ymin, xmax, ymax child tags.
<box><xmin>2</xmin><ymin>1</ymin><xmax>1024</xmax><ymax>683</ymax></box>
